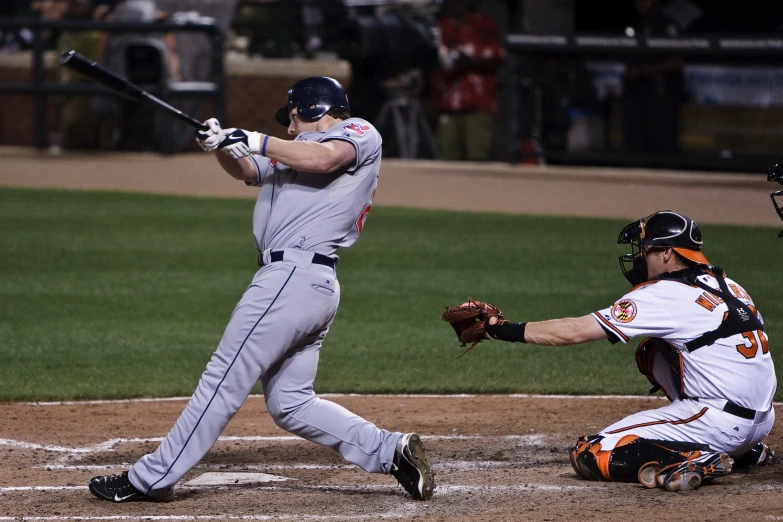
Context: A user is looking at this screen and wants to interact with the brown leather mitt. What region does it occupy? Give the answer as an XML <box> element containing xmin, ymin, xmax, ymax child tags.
<box><xmin>441</xmin><ymin>299</ymin><xmax>503</xmax><ymax>358</ymax></box>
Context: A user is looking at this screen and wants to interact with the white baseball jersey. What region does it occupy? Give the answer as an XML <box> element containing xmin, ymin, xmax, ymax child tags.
<box><xmin>247</xmin><ymin>117</ymin><xmax>382</xmax><ymax>258</ymax></box>
<box><xmin>592</xmin><ymin>274</ymin><xmax>776</xmax><ymax>412</ymax></box>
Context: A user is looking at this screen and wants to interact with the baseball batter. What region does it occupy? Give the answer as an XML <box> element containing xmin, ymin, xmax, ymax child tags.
<box><xmin>444</xmin><ymin>210</ymin><xmax>775</xmax><ymax>492</ymax></box>
<box><xmin>87</xmin><ymin>76</ymin><xmax>435</xmax><ymax>502</ymax></box>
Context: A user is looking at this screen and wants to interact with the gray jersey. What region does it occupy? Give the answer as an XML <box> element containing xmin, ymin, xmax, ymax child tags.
<box><xmin>248</xmin><ymin>118</ymin><xmax>382</xmax><ymax>258</ymax></box>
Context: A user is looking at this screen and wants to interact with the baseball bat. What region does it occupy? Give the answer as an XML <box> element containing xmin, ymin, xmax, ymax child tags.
<box><xmin>60</xmin><ymin>50</ymin><xmax>208</xmax><ymax>131</ymax></box>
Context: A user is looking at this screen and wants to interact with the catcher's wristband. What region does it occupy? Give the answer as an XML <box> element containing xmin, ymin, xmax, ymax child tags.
<box><xmin>486</xmin><ymin>321</ymin><xmax>528</xmax><ymax>343</ymax></box>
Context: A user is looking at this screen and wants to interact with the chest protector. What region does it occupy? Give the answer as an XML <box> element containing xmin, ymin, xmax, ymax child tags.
<box><xmin>635</xmin><ymin>266</ymin><xmax>763</xmax><ymax>397</ymax></box>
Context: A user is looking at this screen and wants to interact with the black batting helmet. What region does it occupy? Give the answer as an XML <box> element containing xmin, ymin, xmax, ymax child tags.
<box><xmin>617</xmin><ymin>210</ymin><xmax>708</xmax><ymax>285</ymax></box>
<box><xmin>769</xmin><ymin>159</ymin><xmax>783</xmax><ymax>238</ymax></box>
<box><xmin>275</xmin><ymin>76</ymin><xmax>350</xmax><ymax>126</ymax></box>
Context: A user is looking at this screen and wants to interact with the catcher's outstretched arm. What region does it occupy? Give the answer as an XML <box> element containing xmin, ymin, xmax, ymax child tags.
<box><xmin>487</xmin><ymin>315</ymin><xmax>607</xmax><ymax>346</ymax></box>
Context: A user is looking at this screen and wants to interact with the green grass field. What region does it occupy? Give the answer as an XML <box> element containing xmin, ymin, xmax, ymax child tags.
<box><xmin>0</xmin><ymin>187</ymin><xmax>780</xmax><ymax>401</ymax></box>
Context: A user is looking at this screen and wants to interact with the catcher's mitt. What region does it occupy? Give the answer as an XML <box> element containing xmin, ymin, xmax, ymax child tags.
<box><xmin>441</xmin><ymin>298</ymin><xmax>503</xmax><ymax>358</ymax></box>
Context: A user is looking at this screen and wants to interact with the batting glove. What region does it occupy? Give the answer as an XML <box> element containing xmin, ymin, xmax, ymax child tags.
<box><xmin>218</xmin><ymin>128</ymin><xmax>263</xmax><ymax>159</ymax></box>
<box><xmin>196</xmin><ymin>118</ymin><xmax>225</xmax><ymax>152</ymax></box>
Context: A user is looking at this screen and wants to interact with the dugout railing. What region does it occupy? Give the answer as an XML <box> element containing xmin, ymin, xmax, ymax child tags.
<box><xmin>0</xmin><ymin>18</ymin><xmax>225</xmax><ymax>153</ymax></box>
<box><xmin>505</xmin><ymin>33</ymin><xmax>783</xmax><ymax>172</ymax></box>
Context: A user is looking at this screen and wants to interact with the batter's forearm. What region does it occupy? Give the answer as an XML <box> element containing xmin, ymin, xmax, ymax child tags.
<box><xmin>264</xmin><ymin>136</ymin><xmax>346</xmax><ymax>173</ymax></box>
<box><xmin>215</xmin><ymin>152</ymin><xmax>256</xmax><ymax>183</ymax></box>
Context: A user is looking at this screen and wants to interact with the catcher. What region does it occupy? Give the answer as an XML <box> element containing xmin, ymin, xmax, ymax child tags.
<box><xmin>442</xmin><ymin>210</ymin><xmax>776</xmax><ymax>492</ymax></box>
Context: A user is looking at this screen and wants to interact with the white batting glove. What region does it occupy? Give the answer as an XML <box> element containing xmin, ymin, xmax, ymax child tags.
<box><xmin>196</xmin><ymin>118</ymin><xmax>225</xmax><ymax>152</ymax></box>
<box><xmin>218</xmin><ymin>128</ymin><xmax>263</xmax><ymax>159</ymax></box>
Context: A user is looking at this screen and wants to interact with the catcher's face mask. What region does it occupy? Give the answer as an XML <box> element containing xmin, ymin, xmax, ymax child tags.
<box><xmin>617</xmin><ymin>218</ymin><xmax>649</xmax><ymax>286</ymax></box>
<box><xmin>769</xmin><ymin>160</ymin><xmax>783</xmax><ymax>238</ymax></box>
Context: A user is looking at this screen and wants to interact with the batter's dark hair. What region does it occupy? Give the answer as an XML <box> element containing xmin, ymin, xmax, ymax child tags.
<box><xmin>327</xmin><ymin>107</ymin><xmax>350</xmax><ymax>120</ymax></box>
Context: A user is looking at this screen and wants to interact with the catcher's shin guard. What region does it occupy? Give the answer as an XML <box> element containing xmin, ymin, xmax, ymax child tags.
<box><xmin>570</xmin><ymin>435</ymin><xmax>711</xmax><ymax>482</ymax></box>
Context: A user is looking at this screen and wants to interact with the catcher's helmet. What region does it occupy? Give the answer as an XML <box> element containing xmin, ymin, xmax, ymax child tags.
<box><xmin>617</xmin><ymin>210</ymin><xmax>708</xmax><ymax>285</ymax></box>
<box><xmin>275</xmin><ymin>76</ymin><xmax>350</xmax><ymax>126</ymax></box>
<box><xmin>769</xmin><ymin>159</ymin><xmax>783</xmax><ymax>238</ymax></box>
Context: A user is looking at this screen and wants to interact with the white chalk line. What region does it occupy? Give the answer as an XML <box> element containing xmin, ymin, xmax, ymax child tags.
<box><xmin>36</xmin><ymin>459</ymin><xmax>517</xmax><ymax>472</ymax></box>
<box><xmin>23</xmin><ymin>393</ymin><xmax>783</xmax><ymax>409</ymax></box>
<box><xmin>0</xmin><ymin>518</ymin><xmax>401</xmax><ymax>521</ymax></box>
<box><xmin>0</xmin><ymin>433</ymin><xmax>548</xmax><ymax>456</ymax></box>
<box><xmin>0</xmin><ymin>483</ymin><xmax>588</xmax><ymax>494</ymax></box>
<box><xmin>0</xmin><ymin>512</ymin><xmax>420</xmax><ymax>522</ymax></box>
<box><xmin>4</xmin><ymin>480</ymin><xmax>781</xmax><ymax>496</ymax></box>
<box><xmin>24</xmin><ymin>393</ymin><xmax>747</xmax><ymax>407</ymax></box>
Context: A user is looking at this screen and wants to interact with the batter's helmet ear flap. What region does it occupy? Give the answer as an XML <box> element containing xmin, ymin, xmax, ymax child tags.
<box><xmin>275</xmin><ymin>105</ymin><xmax>292</xmax><ymax>126</ymax></box>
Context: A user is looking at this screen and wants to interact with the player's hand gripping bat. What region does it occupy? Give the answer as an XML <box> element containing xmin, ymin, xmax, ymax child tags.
<box><xmin>60</xmin><ymin>50</ymin><xmax>208</xmax><ymax>131</ymax></box>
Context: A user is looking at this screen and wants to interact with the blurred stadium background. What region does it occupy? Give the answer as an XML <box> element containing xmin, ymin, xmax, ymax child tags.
<box><xmin>0</xmin><ymin>0</ymin><xmax>781</xmax><ymax>401</ymax></box>
<box><xmin>1</xmin><ymin>0</ymin><xmax>783</xmax><ymax>170</ymax></box>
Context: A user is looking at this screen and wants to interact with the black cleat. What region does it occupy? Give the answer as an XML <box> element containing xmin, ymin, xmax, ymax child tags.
<box><xmin>88</xmin><ymin>471</ymin><xmax>171</xmax><ymax>503</ymax></box>
<box><xmin>734</xmin><ymin>443</ymin><xmax>773</xmax><ymax>468</ymax></box>
<box><xmin>391</xmin><ymin>433</ymin><xmax>435</xmax><ymax>500</ymax></box>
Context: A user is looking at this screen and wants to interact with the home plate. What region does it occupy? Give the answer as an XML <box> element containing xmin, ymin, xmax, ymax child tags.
<box><xmin>185</xmin><ymin>472</ymin><xmax>291</xmax><ymax>486</ymax></box>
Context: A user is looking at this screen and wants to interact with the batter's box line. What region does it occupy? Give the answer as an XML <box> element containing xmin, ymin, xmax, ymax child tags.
<box><xmin>1</xmin><ymin>433</ymin><xmax>551</xmax><ymax>458</ymax></box>
<box><xmin>35</xmin><ymin>458</ymin><xmax>523</xmax><ymax>472</ymax></box>
<box><xmin>0</xmin><ymin>504</ymin><xmax>420</xmax><ymax>522</ymax></box>
<box><xmin>0</xmin><ymin>510</ymin><xmax>422</xmax><ymax>522</ymax></box>
<box><xmin>0</xmin><ymin>483</ymin><xmax>592</xmax><ymax>495</ymax></box>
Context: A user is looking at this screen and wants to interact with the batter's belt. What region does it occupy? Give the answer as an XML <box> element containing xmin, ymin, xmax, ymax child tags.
<box><xmin>258</xmin><ymin>250</ymin><xmax>336</xmax><ymax>270</ymax></box>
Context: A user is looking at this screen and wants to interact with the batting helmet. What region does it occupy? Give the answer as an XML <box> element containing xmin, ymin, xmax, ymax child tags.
<box><xmin>769</xmin><ymin>159</ymin><xmax>783</xmax><ymax>238</ymax></box>
<box><xmin>274</xmin><ymin>76</ymin><xmax>350</xmax><ymax>126</ymax></box>
<box><xmin>617</xmin><ymin>210</ymin><xmax>708</xmax><ymax>285</ymax></box>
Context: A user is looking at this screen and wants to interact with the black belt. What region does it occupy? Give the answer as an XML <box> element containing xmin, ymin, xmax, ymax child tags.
<box><xmin>689</xmin><ymin>397</ymin><xmax>757</xmax><ymax>420</ymax></box>
<box><xmin>258</xmin><ymin>250</ymin><xmax>335</xmax><ymax>269</ymax></box>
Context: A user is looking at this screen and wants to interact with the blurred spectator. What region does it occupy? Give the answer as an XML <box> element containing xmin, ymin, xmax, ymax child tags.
<box><xmin>28</xmin><ymin>0</ymin><xmax>70</xmax><ymax>49</ymax></box>
<box><xmin>622</xmin><ymin>0</ymin><xmax>685</xmax><ymax>155</ymax></box>
<box><xmin>102</xmin><ymin>0</ymin><xmax>180</xmax><ymax>151</ymax></box>
<box><xmin>56</xmin><ymin>0</ymin><xmax>114</xmax><ymax>150</ymax></box>
<box><xmin>156</xmin><ymin>0</ymin><xmax>237</xmax><ymax>152</ymax></box>
<box><xmin>430</xmin><ymin>0</ymin><xmax>505</xmax><ymax>161</ymax></box>
<box><xmin>0</xmin><ymin>1</ymin><xmax>29</xmax><ymax>51</ymax></box>
<box><xmin>335</xmin><ymin>2</ymin><xmax>439</xmax><ymax>133</ymax></box>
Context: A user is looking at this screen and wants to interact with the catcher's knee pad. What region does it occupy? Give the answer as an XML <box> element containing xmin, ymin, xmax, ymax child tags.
<box><xmin>570</xmin><ymin>435</ymin><xmax>710</xmax><ymax>483</ymax></box>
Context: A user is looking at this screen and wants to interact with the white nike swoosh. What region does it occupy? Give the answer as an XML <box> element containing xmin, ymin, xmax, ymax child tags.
<box><xmin>114</xmin><ymin>493</ymin><xmax>135</xmax><ymax>502</ymax></box>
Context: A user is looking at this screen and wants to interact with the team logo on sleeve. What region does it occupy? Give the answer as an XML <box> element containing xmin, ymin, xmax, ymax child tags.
<box><xmin>611</xmin><ymin>299</ymin><xmax>638</xmax><ymax>323</ymax></box>
<box><xmin>343</xmin><ymin>122</ymin><xmax>370</xmax><ymax>136</ymax></box>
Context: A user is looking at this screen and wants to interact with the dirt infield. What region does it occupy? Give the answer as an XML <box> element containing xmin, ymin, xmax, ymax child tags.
<box><xmin>1</xmin><ymin>396</ymin><xmax>781</xmax><ymax>522</ymax></box>
<box><xmin>1</xmin><ymin>149</ymin><xmax>781</xmax><ymax>521</ymax></box>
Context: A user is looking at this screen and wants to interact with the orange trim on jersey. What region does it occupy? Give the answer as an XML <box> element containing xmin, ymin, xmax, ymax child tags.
<box><xmin>674</xmin><ymin>348</ymin><xmax>684</xmax><ymax>398</ymax></box>
<box><xmin>605</xmin><ymin>408</ymin><xmax>708</xmax><ymax>434</ymax></box>
<box><xmin>593</xmin><ymin>313</ymin><xmax>630</xmax><ymax>342</ymax></box>
<box><xmin>630</xmin><ymin>280</ymin><xmax>660</xmax><ymax>292</ymax></box>
<box><xmin>606</xmin><ymin>420</ymin><xmax>668</xmax><ymax>434</ymax></box>
<box><xmin>671</xmin><ymin>407</ymin><xmax>708</xmax><ymax>425</ymax></box>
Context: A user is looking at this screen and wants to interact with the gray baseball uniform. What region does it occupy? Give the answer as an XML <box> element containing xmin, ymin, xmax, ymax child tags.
<box><xmin>129</xmin><ymin>118</ymin><xmax>401</xmax><ymax>494</ymax></box>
